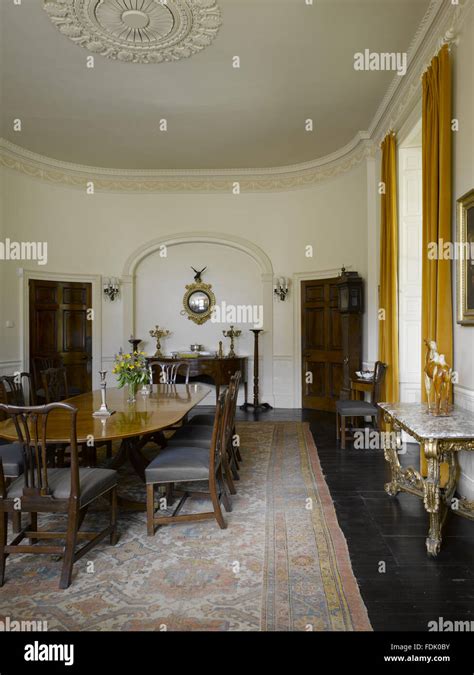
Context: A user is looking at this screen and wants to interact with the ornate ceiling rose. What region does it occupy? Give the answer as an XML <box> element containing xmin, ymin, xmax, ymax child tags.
<box><xmin>43</xmin><ymin>0</ymin><xmax>222</xmax><ymax>63</ymax></box>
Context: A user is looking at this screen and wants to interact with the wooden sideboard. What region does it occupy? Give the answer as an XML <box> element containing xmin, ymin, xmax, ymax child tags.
<box><xmin>147</xmin><ymin>356</ymin><xmax>248</xmax><ymax>404</ymax></box>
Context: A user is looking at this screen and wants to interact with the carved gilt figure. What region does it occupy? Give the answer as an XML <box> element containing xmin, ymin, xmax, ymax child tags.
<box><xmin>424</xmin><ymin>339</ymin><xmax>452</xmax><ymax>415</ymax></box>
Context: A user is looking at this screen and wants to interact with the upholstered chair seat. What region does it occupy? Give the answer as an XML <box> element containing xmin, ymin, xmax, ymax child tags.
<box><xmin>335</xmin><ymin>400</ymin><xmax>378</xmax><ymax>417</ymax></box>
<box><xmin>7</xmin><ymin>468</ymin><xmax>117</xmax><ymax>507</ymax></box>
<box><xmin>145</xmin><ymin>445</ymin><xmax>210</xmax><ymax>483</ymax></box>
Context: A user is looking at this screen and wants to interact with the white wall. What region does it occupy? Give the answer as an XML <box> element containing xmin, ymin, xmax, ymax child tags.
<box><xmin>453</xmin><ymin>3</ymin><xmax>474</xmax><ymax>498</ymax></box>
<box><xmin>0</xmin><ymin>161</ymin><xmax>368</xmax><ymax>406</ymax></box>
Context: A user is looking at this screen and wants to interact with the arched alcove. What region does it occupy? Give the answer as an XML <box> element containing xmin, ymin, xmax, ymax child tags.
<box><xmin>121</xmin><ymin>232</ymin><xmax>275</xmax><ymax>405</ymax></box>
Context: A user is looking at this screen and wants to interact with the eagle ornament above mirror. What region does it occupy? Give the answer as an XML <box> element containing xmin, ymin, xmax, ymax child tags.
<box><xmin>181</xmin><ymin>267</ymin><xmax>216</xmax><ymax>325</ymax></box>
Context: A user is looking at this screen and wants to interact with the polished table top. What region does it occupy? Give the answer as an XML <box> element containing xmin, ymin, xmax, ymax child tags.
<box><xmin>0</xmin><ymin>384</ymin><xmax>211</xmax><ymax>444</ymax></box>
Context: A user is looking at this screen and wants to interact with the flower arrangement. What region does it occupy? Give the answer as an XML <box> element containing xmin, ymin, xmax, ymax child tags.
<box><xmin>113</xmin><ymin>350</ymin><xmax>150</xmax><ymax>402</ymax></box>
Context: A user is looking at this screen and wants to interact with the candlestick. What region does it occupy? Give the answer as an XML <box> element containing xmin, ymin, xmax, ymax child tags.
<box><xmin>92</xmin><ymin>370</ymin><xmax>115</xmax><ymax>417</ymax></box>
<box><xmin>128</xmin><ymin>336</ymin><xmax>142</xmax><ymax>355</ymax></box>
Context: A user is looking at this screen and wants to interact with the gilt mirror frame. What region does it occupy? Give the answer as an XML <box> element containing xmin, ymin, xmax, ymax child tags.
<box><xmin>456</xmin><ymin>188</ymin><xmax>474</xmax><ymax>325</ymax></box>
<box><xmin>181</xmin><ymin>281</ymin><xmax>216</xmax><ymax>325</ymax></box>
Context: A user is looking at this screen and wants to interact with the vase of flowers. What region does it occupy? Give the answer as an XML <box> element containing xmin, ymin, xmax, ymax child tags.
<box><xmin>113</xmin><ymin>350</ymin><xmax>150</xmax><ymax>404</ymax></box>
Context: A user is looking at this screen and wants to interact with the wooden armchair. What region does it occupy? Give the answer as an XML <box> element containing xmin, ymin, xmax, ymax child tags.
<box><xmin>0</xmin><ymin>402</ymin><xmax>118</xmax><ymax>589</ymax></box>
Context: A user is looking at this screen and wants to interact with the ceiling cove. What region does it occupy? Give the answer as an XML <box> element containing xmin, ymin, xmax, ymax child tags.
<box><xmin>0</xmin><ymin>0</ymin><xmax>469</xmax><ymax>193</ymax></box>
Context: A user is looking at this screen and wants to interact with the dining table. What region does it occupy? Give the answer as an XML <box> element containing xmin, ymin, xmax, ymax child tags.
<box><xmin>0</xmin><ymin>383</ymin><xmax>212</xmax><ymax>508</ymax></box>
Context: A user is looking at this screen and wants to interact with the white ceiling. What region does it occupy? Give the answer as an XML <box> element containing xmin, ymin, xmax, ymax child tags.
<box><xmin>1</xmin><ymin>0</ymin><xmax>431</xmax><ymax>170</ymax></box>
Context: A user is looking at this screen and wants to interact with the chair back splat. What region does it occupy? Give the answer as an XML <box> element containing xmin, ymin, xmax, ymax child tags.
<box><xmin>222</xmin><ymin>371</ymin><xmax>242</xmax><ymax>472</ymax></box>
<box><xmin>372</xmin><ymin>361</ymin><xmax>388</xmax><ymax>404</ymax></box>
<box><xmin>0</xmin><ymin>402</ymin><xmax>79</xmax><ymax>499</ymax></box>
<box><xmin>149</xmin><ymin>361</ymin><xmax>191</xmax><ymax>385</ymax></box>
<box><xmin>41</xmin><ymin>367</ymin><xmax>69</xmax><ymax>403</ymax></box>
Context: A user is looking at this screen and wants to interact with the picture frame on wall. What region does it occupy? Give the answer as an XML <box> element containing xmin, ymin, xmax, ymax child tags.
<box><xmin>456</xmin><ymin>188</ymin><xmax>474</xmax><ymax>325</ymax></box>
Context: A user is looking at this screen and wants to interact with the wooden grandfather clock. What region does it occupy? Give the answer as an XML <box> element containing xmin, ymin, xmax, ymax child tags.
<box><xmin>337</xmin><ymin>268</ymin><xmax>363</xmax><ymax>399</ymax></box>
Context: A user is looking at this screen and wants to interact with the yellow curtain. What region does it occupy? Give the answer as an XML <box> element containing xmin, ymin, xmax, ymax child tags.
<box><xmin>378</xmin><ymin>132</ymin><xmax>399</xmax><ymax>403</ymax></box>
<box><xmin>420</xmin><ymin>44</ymin><xmax>453</xmax><ymax>485</ymax></box>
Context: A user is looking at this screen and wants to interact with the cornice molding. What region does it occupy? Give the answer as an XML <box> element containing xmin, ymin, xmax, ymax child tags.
<box><xmin>371</xmin><ymin>0</ymin><xmax>472</xmax><ymax>146</ymax></box>
<box><xmin>0</xmin><ymin>136</ymin><xmax>374</xmax><ymax>193</ymax></box>
<box><xmin>1</xmin><ymin>0</ymin><xmax>471</xmax><ymax>194</ymax></box>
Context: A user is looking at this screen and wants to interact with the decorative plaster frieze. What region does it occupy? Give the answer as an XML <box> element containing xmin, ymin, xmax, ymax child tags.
<box><xmin>0</xmin><ymin>137</ymin><xmax>375</xmax><ymax>193</ymax></box>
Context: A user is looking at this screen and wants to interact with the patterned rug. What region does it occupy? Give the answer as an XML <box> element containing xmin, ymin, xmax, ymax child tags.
<box><xmin>0</xmin><ymin>422</ymin><xmax>371</xmax><ymax>631</ymax></box>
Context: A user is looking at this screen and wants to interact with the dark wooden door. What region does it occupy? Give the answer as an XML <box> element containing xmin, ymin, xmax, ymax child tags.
<box><xmin>301</xmin><ymin>278</ymin><xmax>343</xmax><ymax>411</ymax></box>
<box><xmin>29</xmin><ymin>280</ymin><xmax>92</xmax><ymax>394</ymax></box>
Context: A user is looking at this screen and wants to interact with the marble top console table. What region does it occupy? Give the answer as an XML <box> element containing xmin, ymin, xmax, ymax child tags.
<box><xmin>378</xmin><ymin>402</ymin><xmax>474</xmax><ymax>556</ymax></box>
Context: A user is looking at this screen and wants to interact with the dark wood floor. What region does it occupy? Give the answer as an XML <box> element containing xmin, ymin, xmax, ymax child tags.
<box><xmin>227</xmin><ymin>406</ymin><xmax>474</xmax><ymax>631</ymax></box>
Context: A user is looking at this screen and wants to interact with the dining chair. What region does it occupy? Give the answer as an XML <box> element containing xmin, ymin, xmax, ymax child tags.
<box><xmin>41</xmin><ymin>367</ymin><xmax>112</xmax><ymax>464</ymax></box>
<box><xmin>149</xmin><ymin>361</ymin><xmax>191</xmax><ymax>385</ymax></box>
<box><xmin>336</xmin><ymin>361</ymin><xmax>388</xmax><ymax>449</ymax></box>
<box><xmin>0</xmin><ymin>373</ymin><xmax>34</xmax><ymax>478</ymax></box>
<box><xmin>0</xmin><ymin>373</ymin><xmax>35</xmax><ymax>407</ymax></box>
<box><xmin>187</xmin><ymin>370</ymin><xmax>243</xmax><ymax>465</ymax></box>
<box><xmin>33</xmin><ymin>357</ymin><xmax>82</xmax><ymax>403</ymax></box>
<box><xmin>41</xmin><ymin>367</ymin><xmax>69</xmax><ymax>403</ymax></box>
<box><xmin>145</xmin><ymin>388</ymin><xmax>232</xmax><ymax>535</ymax></box>
<box><xmin>0</xmin><ymin>373</ymin><xmax>36</xmax><ymax>476</ymax></box>
<box><xmin>166</xmin><ymin>373</ymin><xmax>241</xmax><ymax>494</ymax></box>
<box><xmin>0</xmin><ymin>374</ymin><xmax>36</xmax><ymax>528</ymax></box>
<box><xmin>0</xmin><ymin>401</ymin><xmax>118</xmax><ymax>589</ymax></box>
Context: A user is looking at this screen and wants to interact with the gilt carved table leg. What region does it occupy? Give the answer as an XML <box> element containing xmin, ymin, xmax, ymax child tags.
<box><xmin>383</xmin><ymin>414</ymin><xmax>402</xmax><ymax>496</ymax></box>
<box><xmin>423</xmin><ymin>438</ymin><xmax>444</xmax><ymax>556</ymax></box>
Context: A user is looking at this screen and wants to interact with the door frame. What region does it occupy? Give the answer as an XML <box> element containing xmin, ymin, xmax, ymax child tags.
<box><xmin>293</xmin><ymin>267</ymin><xmax>353</xmax><ymax>408</ymax></box>
<box><xmin>19</xmin><ymin>269</ymin><xmax>103</xmax><ymax>390</ymax></box>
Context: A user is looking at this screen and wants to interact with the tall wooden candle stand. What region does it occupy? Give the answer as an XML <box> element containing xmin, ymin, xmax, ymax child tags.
<box><xmin>240</xmin><ymin>329</ymin><xmax>272</xmax><ymax>412</ymax></box>
<box><xmin>128</xmin><ymin>337</ymin><xmax>142</xmax><ymax>354</ymax></box>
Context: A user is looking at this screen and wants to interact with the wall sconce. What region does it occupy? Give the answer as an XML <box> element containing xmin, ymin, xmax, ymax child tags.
<box><xmin>274</xmin><ymin>276</ymin><xmax>289</xmax><ymax>301</ymax></box>
<box><xmin>103</xmin><ymin>277</ymin><xmax>120</xmax><ymax>301</ymax></box>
